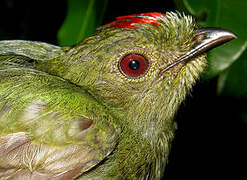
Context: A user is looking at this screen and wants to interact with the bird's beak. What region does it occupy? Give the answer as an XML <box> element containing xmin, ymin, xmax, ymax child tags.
<box><xmin>192</xmin><ymin>28</ymin><xmax>237</xmax><ymax>57</ymax></box>
<box><xmin>161</xmin><ymin>28</ymin><xmax>237</xmax><ymax>72</ymax></box>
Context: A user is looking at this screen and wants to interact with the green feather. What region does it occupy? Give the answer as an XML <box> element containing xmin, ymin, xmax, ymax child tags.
<box><xmin>0</xmin><ymin>12</ymin><xmax>209</xmax><ymax>179</ymax></box>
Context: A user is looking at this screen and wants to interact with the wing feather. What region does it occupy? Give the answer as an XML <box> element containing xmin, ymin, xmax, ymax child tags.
<box><xmin>0</xmin><ymin>46</ymin><xmax>118</xmax><ymax>179</ymax></box>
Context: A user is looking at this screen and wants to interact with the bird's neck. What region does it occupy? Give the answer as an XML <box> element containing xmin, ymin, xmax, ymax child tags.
<box><xmin>102</xmin><ymin>97</ymin><xmax>177</xmax><ymax>179</ymax></box>
<box><xmin>99</xmin><ymin>126</ymin><xmax>175</xmax><ymax>179</ymax></box>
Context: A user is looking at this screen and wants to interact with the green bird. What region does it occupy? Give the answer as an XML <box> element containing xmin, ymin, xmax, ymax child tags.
<box><xmin>0</xmin><ymin>12</ymin><xmax>236</xmax><ymax>179</ymax></box>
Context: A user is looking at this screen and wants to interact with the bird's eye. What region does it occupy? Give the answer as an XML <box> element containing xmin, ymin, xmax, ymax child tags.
<box><xmin>119</xmin><ymin>53</ymin><xmax>149</xmax><ymax>78</ymax></box>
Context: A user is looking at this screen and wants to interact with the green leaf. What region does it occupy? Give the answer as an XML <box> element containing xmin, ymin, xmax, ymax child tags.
<box><xmin>183</xmin><ymin>0</ymin><xmax>247</xmax><ymax>79</ymax></box>
<box><xmin>57</xmin><ymin>0</ymin><xmax>108</xmax><ymax>46</ymax></box>
<box><xmin>217</xmin><ymin>50</ymin><xmax>247</xmax><ymax>97</ymax></box>
<box><xmin>173</xmin><ymin>0</ymin><xmax>190</xmax><ymax>14</ymax></box>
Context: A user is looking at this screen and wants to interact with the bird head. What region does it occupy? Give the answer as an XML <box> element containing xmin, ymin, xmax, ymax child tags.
<box><xmin>50</xmin><ymin>12</ymin><xmax>236</xmax><ymax>137</ymax></box>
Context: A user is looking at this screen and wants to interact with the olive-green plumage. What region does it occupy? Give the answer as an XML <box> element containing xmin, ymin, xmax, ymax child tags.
<box><xmin>0</xmin><ymin>12</ymin><xmax>235</xmax><ymax>179</ymax></box>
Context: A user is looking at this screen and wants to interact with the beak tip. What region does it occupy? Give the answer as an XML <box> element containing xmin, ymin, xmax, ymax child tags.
<box><xmin>196</xmin><ymin>27</ymin><xmax>237</xmax><ymax>42</ymax></box>
<box><xmin>222</xmin><ymin>29</ymin><xmax>238</xmax><ymax>40</ymax></box>
<box><xmin>194</xmin><ymin>28</ymin><xmax>237</xmax><ymax>54</ymax></box>
<box><xmin>231</xmin><ymin>32</ymin><xmax>238</xmax><ymax>39</ymax></box>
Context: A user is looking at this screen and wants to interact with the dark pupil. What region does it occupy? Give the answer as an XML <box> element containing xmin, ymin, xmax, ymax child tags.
<box><xmin>128</xmin><ymin>60</ymin><xmax>140</xmax><ymax>70</ymax></box>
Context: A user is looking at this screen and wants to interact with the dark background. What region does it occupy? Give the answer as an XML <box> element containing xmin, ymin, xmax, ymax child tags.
<box><xmin>0</xmin><ymin>0</ymin><xmax>246</xmax><ymax>179</ymax></box>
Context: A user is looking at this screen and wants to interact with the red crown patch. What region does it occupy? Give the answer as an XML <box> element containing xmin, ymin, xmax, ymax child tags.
<box><xmin>106</xmin><ymin>12</ymin><xmax>166</xmax><ymax>29</ymax></box>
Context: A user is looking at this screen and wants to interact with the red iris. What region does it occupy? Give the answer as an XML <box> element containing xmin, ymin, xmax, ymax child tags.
<box><xmin>119</xmin><ymin>53</ymin><xmax>149</xmax><ymax>78</ymax></box>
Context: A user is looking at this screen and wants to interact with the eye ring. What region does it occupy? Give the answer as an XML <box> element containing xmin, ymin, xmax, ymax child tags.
<box><xmin>118</xmin><ymin>53</ymin><xmax>150</xmax><ymax>78</ymax></box>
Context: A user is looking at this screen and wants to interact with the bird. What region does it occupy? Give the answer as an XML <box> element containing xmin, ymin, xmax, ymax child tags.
<box><xmin>0</xmin><ymin>12</ymin><xmax>236</xmax><ymax>179</ymax></box>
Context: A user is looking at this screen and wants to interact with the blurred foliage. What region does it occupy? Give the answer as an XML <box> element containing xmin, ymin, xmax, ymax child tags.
<box><xmin>174</xmin><ymin>0</ymin><xmax>247</xmax><ymax>122</ymax></box>
<box><xmin>176</xmin><ymin>0</ymin><xmax>247</xmax><ymax>80</ymax></box>
<box><xmin>217</xmin><ymin>50</ymin><xmax>247</xmax><ymax>97</ymax></box>
<box><xmin>57</xmin><ymin>0</ymin><xmax>108</xmax><ymax>46</ymax></box>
